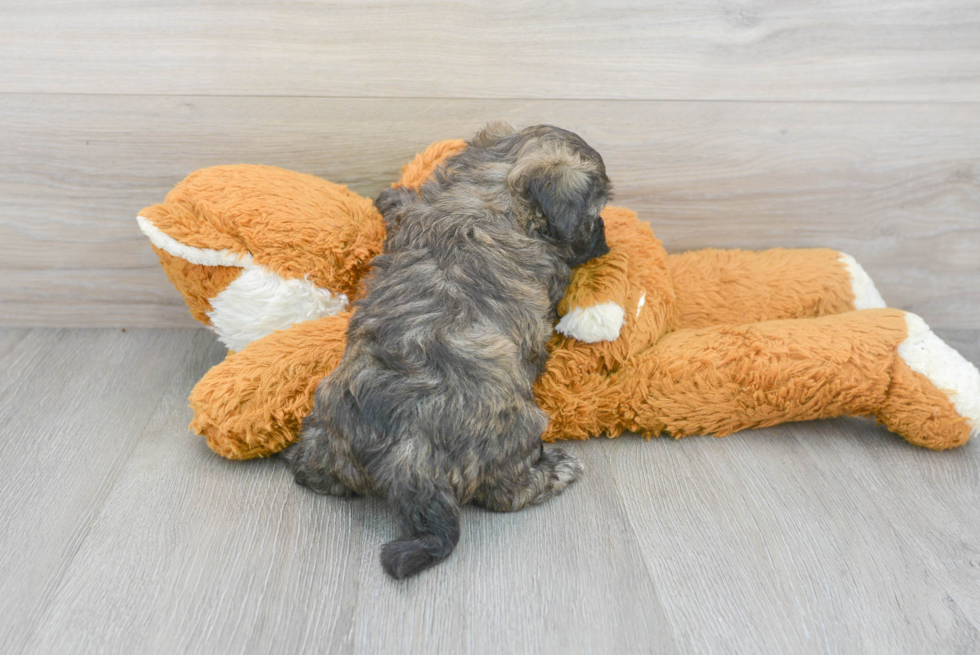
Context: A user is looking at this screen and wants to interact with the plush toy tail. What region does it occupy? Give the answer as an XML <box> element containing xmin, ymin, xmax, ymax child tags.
<box><xmin>381</xmin><ymin>482</ymin><xmax>461</xmax><ymax>580</ymax></box>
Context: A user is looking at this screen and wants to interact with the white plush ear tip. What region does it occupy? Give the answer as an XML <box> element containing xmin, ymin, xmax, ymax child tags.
<box><xmin>838</xmin><ymin>253</ymin><xmax>886</xmax><ymax>309</ymax></box>
<box><xmin>555</xmin><ymin>302</ymin><xmax>625</xmax><ymax>343</ymax></box>
<box><xmin>899</xmin><ymin>312</ymin><xmax>980</xmax><ymax>438</ymax></box>
<box><xmin>137</xmin><ymin>214</ymin><xmax>348</xmax><ymax>350</ymax></box>
<box><xmin>136</xmin><ymin>214</ymin><xmax>253</xmax><ymax>268</ymax></box>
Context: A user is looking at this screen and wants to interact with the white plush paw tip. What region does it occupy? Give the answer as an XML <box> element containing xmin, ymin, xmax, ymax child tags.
<box><xmin>899</xmin><ymin>313</ymin><xmax>980</xmax><ymax>437</ymax></box>
<box><xmin>555</xmin><ymin>302</ymin><xmax>625</xmax><ymax>343</ymax></box>
<box><xmin>839</xmin><ymin>253</ymin><xmax>886</xmax><ymax>309</ymax></box>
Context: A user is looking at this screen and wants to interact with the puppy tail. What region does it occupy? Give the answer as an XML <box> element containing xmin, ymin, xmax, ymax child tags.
<box><xmin>381</xmin><ymin>483</ymin><xmax>461</xmax><ymax>580</ymax></box>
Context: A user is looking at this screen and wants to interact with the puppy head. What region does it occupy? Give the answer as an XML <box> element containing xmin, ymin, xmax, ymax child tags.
<box><xmin>508</xmin><ymin>126</ymin><xmax>612</xmax><ymax>267</ymax></box>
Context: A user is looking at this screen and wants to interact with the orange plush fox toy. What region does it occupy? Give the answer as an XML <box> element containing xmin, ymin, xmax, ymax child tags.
<box><xmin>138</xmin><ymin>140</ymin><xmax>980</xmax><ymax>459</ymax></box>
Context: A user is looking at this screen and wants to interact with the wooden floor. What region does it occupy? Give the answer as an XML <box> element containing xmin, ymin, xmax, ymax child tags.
<box><xmin>0</xmin><ymin>326</ymin><xmax>978</xmax><ymax>654</ymax></box>
<box><xmin>3</xmin><ymin>0</ymin><xmax>979</xmax><ymax>652</ymax></box>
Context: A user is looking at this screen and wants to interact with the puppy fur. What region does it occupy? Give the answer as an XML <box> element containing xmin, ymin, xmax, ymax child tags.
<box><xmin>283</xmin><ymin>124</ymin><xmax>612</xmax><ymax>579</ymax></box>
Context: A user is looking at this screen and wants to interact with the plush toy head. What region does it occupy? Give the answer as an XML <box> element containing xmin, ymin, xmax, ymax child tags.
<box><xmin>138</xmin><ymin>141</ymin><xmax>469</xmax><ymax>353</ymax></box>
<box><xmin>139</xmin><ymin>166</ymin><xmax>382</xmax><ymax>351</ymax></box>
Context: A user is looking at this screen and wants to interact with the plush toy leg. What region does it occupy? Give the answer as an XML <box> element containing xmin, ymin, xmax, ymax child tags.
<box><xmin>624</xmin><ymin>309</ymin><xmax>978</xmax><ymax>450</ymax></box>
<box><xmin>878</xmin><ymin>313</ymin><xmax>980</xmax><ymax>449</ymax></box>
<box><xmin>667</xmin><ymin>248</ymin><xmax>885</xmax><ymax>329</ymax></box>
<box><xmin>189</xmin><ymin>314</ymin><xmax>350</xmax><ymax>459</ymax></box>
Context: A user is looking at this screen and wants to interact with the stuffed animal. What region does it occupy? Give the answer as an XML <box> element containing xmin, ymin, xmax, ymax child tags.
<box><xmin>138</xmin><ymin>140</ymin><xmax>980</xmax><ymax>459</ymax></box>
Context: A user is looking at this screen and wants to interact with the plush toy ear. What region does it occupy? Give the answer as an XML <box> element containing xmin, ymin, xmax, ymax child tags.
<box><xmin>394</xmin><ymin>139</ymin><xmax>468</xmax><ymax>189</ymax></box>
<box><xmin>138</xmin><ymin>164</ymin><xmax>384</xmax><ymax>351</ymax></box>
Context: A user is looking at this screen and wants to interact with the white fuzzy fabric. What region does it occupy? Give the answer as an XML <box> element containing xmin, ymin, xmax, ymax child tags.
<box><xmin>137</xmin><ymin>215</ymin><xmax>253</xmax><ymax>268</ymax></box>
<box><xmin>899</xmin><ymin>313</ymin><xmax>980</xmax><ymax>438</ymax></box>
<box><xmin>838</xmin><ymin>253</ymin><xmax>886</xmax><ymax>310</ymax></box>
<box><xmin>556</xmin><ymin>302</ymin><xmax>626</xmax><ymax>343</ymax></box>
<box><xmin>138</xmin><ymin>213</ymin><xmax>348</xmax><ymax>351</ymax></box>
<box><xmin>207</xmin><ymin>267</ymin><xmax>349</xmax><ymax>352</ymax></box>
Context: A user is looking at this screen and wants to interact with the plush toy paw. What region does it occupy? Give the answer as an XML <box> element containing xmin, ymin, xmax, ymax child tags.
<box><xmin>555</xmin><ymin>302</ymin><xmax>626</xmax><ymax>343</ymax></box>
<box><xmin>876</xmin><ymin>312</ymin><xmax>980</xmax><ymax>449</ymax></box>
<box><xmin>838</xmin><ymin>252</ymin><xmax>887</xmax><ymax>310</ymax></box>
<box><xmin>189</xmin><ymin>314</ymin><xmax>351</xmax><ymax>459</ymax></box>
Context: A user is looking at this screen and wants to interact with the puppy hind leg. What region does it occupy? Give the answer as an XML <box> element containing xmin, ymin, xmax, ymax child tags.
<box><xmin>281</xmin><ymin>416</ymin><xmax>355</xmax><ymax>497</ymax></box>
<box><xmin>474</xmin><ymin>446</ymin><xmax>584</xmax><ymax>513</ymax></box>
<box><xmin>381</xmin><ymin>480</ymin><xmax>461</xmax><ymax>580</ymax></box>
<box><xmin>375</xmin><ymin>185</ymin><xmax>416</xmax><ymax>212</ymax></box>
<box><xmin>374</xmin><ymin>186</ymin><xmax>417</xmax><ymax>236</ymax></box>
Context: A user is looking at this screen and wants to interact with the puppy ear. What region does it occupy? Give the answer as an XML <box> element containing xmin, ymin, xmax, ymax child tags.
<box><xmin>524</xmin><ymin>160</ymin><xmax>595</xmax><ymax>242</ymax></box>
<box><xmin>471</xmin><ymin>121</ymin><xmax>516</xmax><ymax>148</ymax></box>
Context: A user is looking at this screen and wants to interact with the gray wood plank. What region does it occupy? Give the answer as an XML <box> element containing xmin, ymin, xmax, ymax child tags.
<box><xmin>0</xmin><ymin>328</ymin><xmax>221</xmax><ymax>653</ymax></box>
<box><xmin>0</xmin><ymin>270</ymin><xmax>199</xmax><ymax>328</ymax></box>
<box><xmin>603</xmin><ymin>429</ymin><xmax>980</xmax><ymax>653</ymax></box>
<box><xmin>347</xmin><ymin>442</ymin><xmax>677</xmax><ymax>655</ymax></box>
<box><xmin>22</xmin><ymin>410</ymin><xmax>678</xmax><ymax>652</ymax></box>
<box><xmin>20</xmin><ymin>349</ymin><xmax>367</xmax><ymax>654</ymax></box>
<box><xmin>1</xmin><ymin>0</ymin><xmax>978</xmax><ymax>101</ymax></box>
<box><xmin>791</xmin><ymin>331</ymin><xmax>980</xmax><ymax>623</ymax></box>
<box><xmin>792</xmin><ymin>419</ymin><xmax>980</xmax><ymax>636</ymax></box>
<box><xmin>0</xmin><ymin>328</ymin><xmax>31</xmax><ymax>365</ymax></box>
<box><xmin>3</xmin><ymin>96</ymin><xmax>978</xmax><ymax>328</ymax></box>
<box><xmin>3</xmin><ymin>327</ymin><xmax>980</xmax><ymax>653</ymax></box>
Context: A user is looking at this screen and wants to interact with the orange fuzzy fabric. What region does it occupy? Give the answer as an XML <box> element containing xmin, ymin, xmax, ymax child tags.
<box><xmin>626</xmin><ymin>310</ymin><xmax>906</xmax><ymax>437</ymax></box>
<box><xmin>667</xmin><ymin>247</ymin><xmax>855</xmax><ymax>329</ymax></box>
<box><xmin>152</xmin><ymin>248</ymin><xmax>243</xmax><ymax>325</ymax></box>
<box><xmin>138</xmin><ymin>140</ymin><xmax>975</xmax><ymax>458</ymax></box>
<box><xmin>875</xmin><ymin>358</ymin><xmax>972</xmax><ymax>450</ymax></box>
<box><xmin>190</xmin><ymin>314</ymin><xmax>350</xmax><ymax>459</ymax></box>
<box><xmin>140</xmin><ymin>164</ymin><xmax>385</xmax><ymax>316</ymax></box>
<box><xmin>394</xmin><ymin>139</ymin><xmax>467</xmax><ymax>189</ymax></box>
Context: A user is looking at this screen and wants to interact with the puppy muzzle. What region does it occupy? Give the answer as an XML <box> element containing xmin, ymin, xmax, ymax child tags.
<box><xmin>568</xmin><ymin>218</ymin><xmax>609</xmax><ymax>268</ymax></box>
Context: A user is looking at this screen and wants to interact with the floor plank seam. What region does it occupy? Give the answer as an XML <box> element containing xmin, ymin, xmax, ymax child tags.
<box><xmin>598</xmin><ymin>443</ymin><xmax>683</xmax><ymax>654</ymax></box>
<box><xmin>4</xmin><ymin>91</ymin><xmax>980</xmax><ymax>106</ymax></box>
<box><xmin>0</xmin><ymin>329</ymin><xmax>59</xmax><ymax>403</ymax></box>
<box><xmin>786</xmin><ymin>428</ymin><xmax>980</xmax><ymax>643</ymax></box>
<box><xmin>14</xmin><ymin>357</ymin><xmax>181</xmax><ymax>652</ymax></box>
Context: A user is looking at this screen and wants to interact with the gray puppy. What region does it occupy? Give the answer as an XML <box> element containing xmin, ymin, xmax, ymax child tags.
<box><xmin>283</xmin><ymin>124</ymin><xmax>611</xmax><ymax>579</ymax></box>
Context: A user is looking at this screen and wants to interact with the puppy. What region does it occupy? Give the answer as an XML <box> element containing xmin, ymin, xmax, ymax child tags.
<box><xmin>283</xmin><ymin>124</ymin><xmax>612</xmax><ymax>579</ymax></box>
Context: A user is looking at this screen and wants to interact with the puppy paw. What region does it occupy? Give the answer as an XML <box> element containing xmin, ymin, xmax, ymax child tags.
<box><xmin>280</xmin><ymin>441</ymin><xmax>354</xmax><ymax>496</ymax></box>
<box><xmin>531</xmin><ymin>447</ymin><xmax>585</xmax><ymax>504</ymax></box>
<box><xmin>540</xmin><ymin>447</ymin><xmax>585</xmax><ymax>484</ymax></box>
